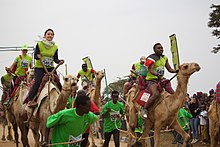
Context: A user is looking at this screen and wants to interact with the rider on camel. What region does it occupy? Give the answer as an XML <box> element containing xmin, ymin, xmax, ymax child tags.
<box><xmin>123</xmin><ymin>56</ymin><xmax>146</xmax><ymax>96</ymax></box>
<box><xmin>23</xmin><ymin>28</ymin><xmax>64</xmax><ymax>107</ymax></box>
<box><xmin>77</xmin><ymin>63</ymin><xmax>96</xmax><ymax>92</ymax></box>
<box><xmin>142</xmin><ymin>43</ymin><xmax>178</xmax><ymax>118</ymax></box>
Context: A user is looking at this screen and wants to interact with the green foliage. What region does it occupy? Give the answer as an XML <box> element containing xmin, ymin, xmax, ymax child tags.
<box><xmin>208</xmin><ymin>4</ymin><xmax>220</xmax><ymax>53</ymax></box>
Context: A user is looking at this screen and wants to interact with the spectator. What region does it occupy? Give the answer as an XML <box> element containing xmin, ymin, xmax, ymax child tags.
<box><xmin>189</xmin><ymin>96</ymin><xmax>200</xmax><ymax>144</ymax></box>
<box><xmin>198</xmin><ymin>105</ymin><xmax>208</xmax><ymax>145</ymax></box>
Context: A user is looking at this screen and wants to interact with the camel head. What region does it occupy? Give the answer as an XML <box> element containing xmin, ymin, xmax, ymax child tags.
<box><xmin>62</xmin><ymin>75</ymin><xmax>79</xmax><ymax>95</ymax></box>
<box><xmin>95</xmin><ymin>70</ymin><xmax>104</xmax><ymax>81</ymax></box>
<box><xmin>178</xmin><ymin>62</ymin><xmax>200</xmax><ymax>77</ymax></box>
<box><xmin>26</xmin><ymin>68</ymin><xmax>34</xmax><ymax>84</ymax></box>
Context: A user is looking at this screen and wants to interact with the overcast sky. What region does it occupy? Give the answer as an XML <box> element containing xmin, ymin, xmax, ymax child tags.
<box><xmin>0</xmin><ymin>0</ymin><xmax>219</xmax><ymax>96</ymax></box>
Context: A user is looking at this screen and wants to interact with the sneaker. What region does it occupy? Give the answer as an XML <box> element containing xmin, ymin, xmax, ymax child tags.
<box><xmin>191</xmin><ymin>139</ymin><xmax>195</xmax><ymax>144</ymax></box>
<box><xmin>141</xmin><ymin>108</ymin><xmax>148</xmax><ymax>118</ymax></box>
<box><xmin>194</xmin><ymin>139</ymin><xmax>199</xmax><ymax>143</ymax></box>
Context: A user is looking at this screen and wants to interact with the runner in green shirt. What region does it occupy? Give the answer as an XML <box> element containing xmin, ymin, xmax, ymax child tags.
<box><xmin>46</xmin><ymin>95</ymin><xmax>98</xmax><ymax>147</ymax></box>
<box><xmin>102</xmin><ymin>90</ymin><xmax>124</xmax><ymax>147</ymax></box>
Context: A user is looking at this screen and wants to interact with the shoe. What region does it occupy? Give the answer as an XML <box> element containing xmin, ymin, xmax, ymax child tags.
<box><xmin>194</xmin><ymin>139</ymin><xmax>199</xmax><ymax>143</ymax></box>
<box><xmin>27</xmin><ymin>101</ymin><xmax>38</xmax><ymax>108</ymax></box>
<box><xmin>191</xmin><ymin>139</ymin><xmax>195</xmax><ymax>144</ymax></box>
<box><xmin>141</xmin><ymin>108</ymin><xmax>148</xmax><ymax>118</ymax></box>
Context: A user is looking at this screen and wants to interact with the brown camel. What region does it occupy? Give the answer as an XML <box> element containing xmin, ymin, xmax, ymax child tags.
<box><xmin>5</xmin><ymin>69</ymin><xmax>35</xmax><ymax>147</ymax></box>
<box><xmin>27</xmin><ymin>74</ymin><xmax>78</xmax><ymax>146</ymax></box>
<box><xmin>124</xmin><ymin>83</ymin><xmax>141</xmax><ymax>147</ymax></box>
<box><xmin>0</xmin><ymin>104</ymin><xmax>13</xmax><ymax>141</ymax></box>
<box><xmin>208</xmin><ymin>97</ymin><xmax>220</xmax><ymax>147</ymax></box>
<box><xmin>87</xmin><ymin>70</ymin><xmax>104</xmax><ymax>147</ymax></box>
<box><xmin>138</xmin><ymin>62</ymin><xmax>200</xmax><ymax>147</ymax></box>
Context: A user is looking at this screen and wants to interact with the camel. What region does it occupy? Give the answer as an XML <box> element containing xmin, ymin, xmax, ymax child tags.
<box><xmin>4</xmin><ymin>68</ymin><xmax>35</xmax><ymax>147</ymax></box>
<box><xmin>138</xmin><ymin>62</ymin><xmax>200</xmax><ymax>147</ymax></box>
<box><xmin>0</xmin><ymin>104</ymin><xmax>13</xmax><ymax>141</ymax></box>
<box><xmin>208</xmin><ymin>93</ymin><xmax>220</xmax><ymax>147</ymax></box>
<box><xmin>87</xmin><ymin>70</ymin><xmax>104</xmax><ymax>147</ymax></box>
<box><xmin>124</xmin><ymin>83</ymin><xmax>141</xmax><ymax>147</ymax></box>
<box><xmin>27</xmin><ymin>73</ymin><xmax>79</xmax><ymax>146</ymax></box>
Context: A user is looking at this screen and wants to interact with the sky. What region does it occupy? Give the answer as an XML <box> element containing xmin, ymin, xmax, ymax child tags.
<box><xmin>0</xmin><ymin>0</ymin><xmax>219</xmax><ymax>96</ymax></box>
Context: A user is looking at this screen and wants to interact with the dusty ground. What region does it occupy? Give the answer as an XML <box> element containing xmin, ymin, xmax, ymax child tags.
<box><xmin>0</xmin><ymin>126</ymin><xmax>213</xmax><ymax>146</ymax></box>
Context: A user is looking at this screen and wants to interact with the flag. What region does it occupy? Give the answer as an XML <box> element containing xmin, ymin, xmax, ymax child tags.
<box><xmin>82</xmin><ymin>56</ymin><xmax>93</xmax><ymax>69</ymax></box>
<box><xmin>169</xmin><ymin>34</ymin><xmax>180</xmax><ymax>70</ymax></box>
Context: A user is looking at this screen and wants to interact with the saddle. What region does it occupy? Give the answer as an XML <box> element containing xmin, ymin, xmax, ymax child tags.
<box><xmin>136</xmin><ymin>78</ymin><xmax>173</xmax><ymax>107</ymax></box>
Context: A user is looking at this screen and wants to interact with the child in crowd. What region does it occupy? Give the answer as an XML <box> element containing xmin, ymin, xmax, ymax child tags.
<box><xmin>199</xmin><ymin>105</ymin><xmax>208</xmax><ymax>144</ymax></box>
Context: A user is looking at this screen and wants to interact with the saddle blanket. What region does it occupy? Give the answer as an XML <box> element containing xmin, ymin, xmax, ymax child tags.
<box><xmin>136</xmin><ymin>90</ymin><xmax>151</xmax><ymax>107</ymax></box>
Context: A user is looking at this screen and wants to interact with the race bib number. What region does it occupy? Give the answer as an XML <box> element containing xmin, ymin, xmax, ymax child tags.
<box><xmin>42</xmin><ymin>57</ymin><xmax>53</xmax><ymax>66</ymax></box>
<box><xmin>68</xmin><ymin>134</ymin><xmax>82</xmax><ymax>147</ymax></box>
<box><xmin>21</xmin><ymin>60</ymin><xmax>28</xmax><ymax>68</ymax></box>
<box><xmin>140</xmin><ymin>92</ymin><xmax>150</xmax><ymax>102</ymax></box>
<box><xmin>110</xmin><ymin>111</ymin><xmax>119</xmax><ymax>121</ymax></box>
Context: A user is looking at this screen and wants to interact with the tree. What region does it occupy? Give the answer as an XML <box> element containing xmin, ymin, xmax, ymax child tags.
<box><xmin>208</xmin><ymin>4</ymin><xmax>220</xmax><ymax>53</ymax></box>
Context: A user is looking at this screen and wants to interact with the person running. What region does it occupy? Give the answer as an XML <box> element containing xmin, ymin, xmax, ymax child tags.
<box><xmin>102</xmin><ymin>90</ymin><xmax>124</xmax><ymax>147</ymax></box>
<box><xmin>123</xmin><ymin>56</ymin><xmax>146</xmax><ymax>96</ymax></box>
<box><xmin>142</xmin><ymin>43</ymin><xmax>178</xmax><ymax>117</ymax></box>
<box><xmin>46</xmin><ymin>95</ymin><xmax>98</xmax><ymax>147</ymax></box>
<box><xmin>77</xmin><ymin>63</ymin><xmax>96</xmax><ymax>91</ymax></box>
<box><xmin>23</xmin><ymin>28</ymin><xmax>64</xmax><ymax>107</ymax></box>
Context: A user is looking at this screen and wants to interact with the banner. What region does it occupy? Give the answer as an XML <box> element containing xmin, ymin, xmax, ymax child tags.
<box><xmin>169</xmin><ymin>34</ymin><xmax>180</xmax><ymax>70</ymax></box>
<box><xmin>82</xmin><ymin>56</ymin><xmax>93</xmax><ymax>69</ymax></box>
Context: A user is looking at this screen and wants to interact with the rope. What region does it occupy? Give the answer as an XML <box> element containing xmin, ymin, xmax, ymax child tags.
<box><xmin>46</xmin><ymin>138</ymin><xmax>85</xmax><ymax>146</ymax></box>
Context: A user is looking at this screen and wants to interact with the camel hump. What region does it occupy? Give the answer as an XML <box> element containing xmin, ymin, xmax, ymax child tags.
<box><xmin>33</xmin><ymin>81</ymin><xmax>60</xmax><ymax>116</ymax></box>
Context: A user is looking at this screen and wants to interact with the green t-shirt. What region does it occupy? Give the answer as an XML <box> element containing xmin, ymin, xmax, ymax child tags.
<box><xmin>135</xmin><ymin>116</ymin><xmax>144</xmax><ymax>134</ymax></box>
<box><xmin>14</xmin><ymin>55</ymin><xmax>32</xmax><ymax>76</ymax></box>
<box><xmin>46</xmin><ymin>108</ymin><xmax>98</xmax><ymax>147</ymax></box>
<box><xmin>1</xmin><ymin>73</ymin><xmax>13</xmax><ymax>88</ymax></box>
<box><xmin>66</xmin><ymin>97</ymin><xmax>73</xmax><ymax>109</ymax></box>
<box><xmin>178</xmin><ymin>108</ymin><xmax>192</xmax><ymax>131</ymax></box>
<box><xmin>101</xmin><ymin>101</ymin><xmax>124</xmax><ymax>132</ymax></box>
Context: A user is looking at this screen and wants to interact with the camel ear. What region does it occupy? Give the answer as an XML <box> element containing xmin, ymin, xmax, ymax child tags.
<box><xmin>26</xmin><ymin>71</ymin><xmax>29</xmax><ymax>75</ymax></box>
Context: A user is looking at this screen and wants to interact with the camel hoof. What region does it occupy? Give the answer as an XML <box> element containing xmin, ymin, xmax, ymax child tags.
<box><xmin>1</xmin><ymin>136</ymin><xmax>6</xmax><ymax>141</ymax></box>
<box><xmin>7</xmin><ymin>135</ymin><xmax>13</xmax><ymax>141</ymax></box>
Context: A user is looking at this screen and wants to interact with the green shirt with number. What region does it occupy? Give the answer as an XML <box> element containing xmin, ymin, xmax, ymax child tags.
<box><xmin>101</xmin><ymin>101</ymin><xmax>124</xmax><ymax>132</ymax></box>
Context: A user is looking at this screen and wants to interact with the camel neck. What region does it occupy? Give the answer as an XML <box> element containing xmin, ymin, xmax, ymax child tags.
<box><xmin>172</xmin><ymin>75</ymin><xmax>189</xmax><ymax>107</ymax></box>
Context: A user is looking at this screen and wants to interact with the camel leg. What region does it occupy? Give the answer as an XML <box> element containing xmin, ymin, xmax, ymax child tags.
<box><xmin>41</xmin><ymin>128</ymin><xmax>50</xmax><ymax>147</ymax></box>
<box><xmin>153</xmin><ymin>121</ymin><xmax>163</xmax><ymax>147</ymax></box>
<box><xmin>90</xmin><ymin>124</ymin><xmax>97</xmax><ymax>147</ymax></box>
<box><xmin>30</xmin><ymin>122</ymin><xmax>40</xmax><ymax>147</ymax></box>
<box><xmin>11</xmin><ymin>121</ymin><xmax>19</xmax><ymax>147</ymax></box>
<box><xmin>18</xmin><ymin>120</ymin><xmax>30</xmax><ymax>147</ymax></box>
<box><xmin>7</xmin><ymin>123</ymin><xmax>13</xmax><ymax>141</ymax></box>
<box><xmin>209</xmin><ymin>120</ymin><xmax>219</xmax><ymax>147</ymax></box>
<box><xmin>96</xmin><ymin>118</ymin><xmax>103</xmax><ymax>146</ymax></box>
<box><xmin>1</xmin><ymin>124</ymin><xmax>6</xmax><ymax>141</ymax></box>
<box><xmin>171</xmin><ymin>120</ymin><xmax>190</xmax><ymax>147</ymax></box>
<box><xmin>141</xmin><ymin>119</ymin><xmax>152</xmax><ymax>147</ymax></box>
<box><xmin>127</xmin><ymin>107</ymin><xmax>138</xmax><ymax>147</ymax></box>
